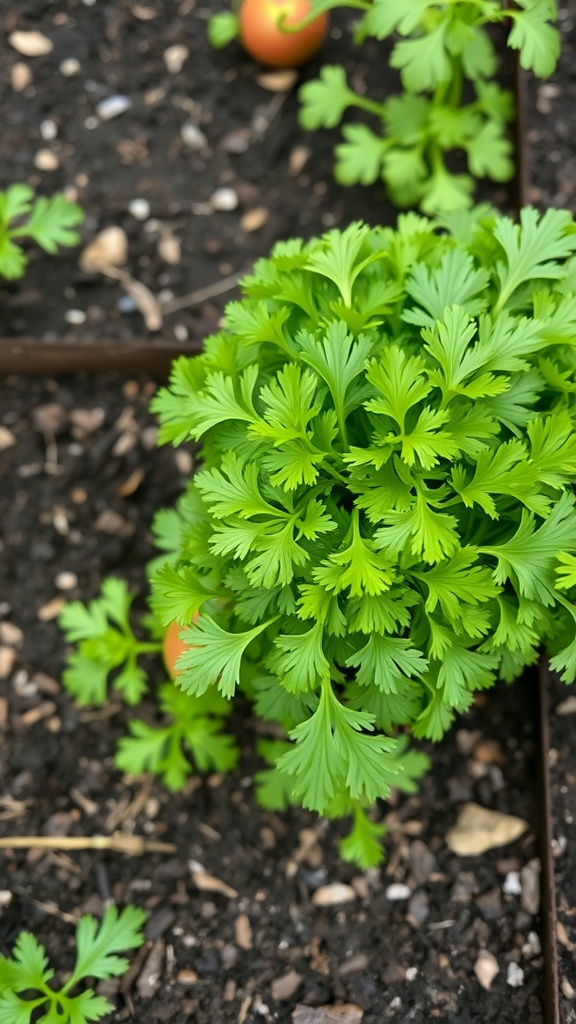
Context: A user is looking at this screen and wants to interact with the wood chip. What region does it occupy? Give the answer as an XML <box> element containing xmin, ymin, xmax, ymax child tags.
<box><xmin>37</xmin><ymin>596</ymin><xmax>66</xmax><ymax>621</ymax></box>
<box><xmin>0</xmin><ymin>622</ymin><xmax>23</xmax><ymax>646</ymax></box>
<box><xmin>10</xmin><ymin>62</ymin><xmax>32</xmax><ymax>91</ymax></box>
<box><xmin>80</xmin><ymin>227</ymin><xmax>128</xmax><ymax>272</ymax></box>
<box><xmin>176</xmin><ymin>968</ymin><xmax>199</xmax><ymax>985</ymax></box>
<box><xmin>241</xmin><ymin>207</ymin><xmax>269</xmax><ymax>233</ymax></box>
<box><xmin>289</xmin><ymin>146</ymin><xmax>311</xmax><ymax>175</ymax></box>
<box><xmin>117</xmin><ymin>467</ymin><xmax>145</xmax><ymax>497</ymax></box>
<box><xmin>189</xmin><ymin>861</ymin><xmax>238</xmax><ymax>899</ymax></box>
<box><xmin>9</xmin><ymin>31</ymin><xmax>53</xmax><ymax>56</ymax></box>
<box><xmin>0</xmin><ymin>698</ymin><xmax>8</xmax><ymax>728</ymax></box>
<box><xmin>234</xmin><ymin>913</ymin><xmax>253</xmax><ymax>950</ymax></box>
<box><xmin>311</xmin><ymin>883</ymin><xmax>356</xmax><ymax>908</ymax></box>
<box><xmin>292</xmin><ymin>1004</ymin><xmax>364</xmax><ymax>1023</ymax></box>
<box><xmin>256</xmin><ymin>69</ymin><xmax>299</xmax><ymax>92</ymax></box>
<box><xmin>473</xmin><ymin>949</ymin><xmax>500</xmax><ymax>990</ymax></box>
<box><xmin>271</xmin><ymin>970</ymin><xmax>303</xmax><ymax>1001</ymax></box>
<box><xmin>445</xmin><ymin>803</ymin><xmax>528</xmax><ymax>856</ymax></box>
<box><xmin>20</xmin><ymin>701</ymin><xmax>57</xmax><ymax>727</ymax></box>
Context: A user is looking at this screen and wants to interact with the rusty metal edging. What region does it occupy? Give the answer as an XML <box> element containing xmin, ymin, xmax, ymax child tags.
<box><xmin>539</xmin><ymin>660</ymin><xmax>561</xmax><ymax>1024</ymax></box>
<box><xmin>0</xmin><ymin>338</ymin><xmax>202</xmax><ymax>377</ymax></box>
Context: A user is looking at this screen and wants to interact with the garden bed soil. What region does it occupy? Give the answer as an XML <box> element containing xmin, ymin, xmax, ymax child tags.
<box><xmin>0</xmin><ymin>0</ymin><xmax>516</xmax><ymax>352</ymax></box>
<box><xmin>0</xmin><ymin>373</ymin><xmax>546</xmax><ymax>1024</ymax></box>
<box><xmin>2</xmin><ymin>1</ymin><xmax>576</xmax><ymax>1020</ymax></box>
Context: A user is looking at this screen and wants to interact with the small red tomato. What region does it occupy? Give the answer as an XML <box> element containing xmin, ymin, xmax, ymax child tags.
<box><xmin>238</xmin><ymin>0</ymin><xmax>329</xmax><ymax>68</ymax></box>
<box><xmin>163</xmin><ymin>617</ymin><xmax>198</xmax><ymax>678</ymax></box>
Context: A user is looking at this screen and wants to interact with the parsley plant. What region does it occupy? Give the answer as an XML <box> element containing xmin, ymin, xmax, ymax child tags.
<box><xmin>296</xmin><ymin>0</ymin><xmax>560</xmax><ymax>212</ymax></box>
<box><xmin>146</xmin><ymin>209</ymin><xmax>576</xmax><ymax>865</ymax></box>
<box><xmin>0</xmin><ymin>184</ymin><xmax>83</xmax><ymax>280</ymax></box>
<box><xmin>0</xmin><ymin>905</ymin><xmax>146</xmax><ymax>1024</ymax></box>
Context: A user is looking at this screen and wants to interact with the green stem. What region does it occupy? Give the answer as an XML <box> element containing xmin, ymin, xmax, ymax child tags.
<box><xmin>279</xmin><ymin>0</ymin><xmax>370</xmax><ymax>34</ymax></box>
<box><xmin>135</xmin><ymin>641</ymin><xmax>164</xmax><ymax>653</ymax></box>
<box><xmin>349</xmin><ymin>94</ymin><xmax>387</xmax><ymax>119</ymax></box>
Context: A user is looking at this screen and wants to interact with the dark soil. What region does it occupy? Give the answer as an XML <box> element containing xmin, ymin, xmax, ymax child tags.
<box><xmin>0</xmin><ymin>373</ymin><xmax>545</xmax><ymax>1023</ymax></box>
<box><xmin>0</xmin><ymin>0</ymin><xmax>515</xmax><ymax>349</ymax></box>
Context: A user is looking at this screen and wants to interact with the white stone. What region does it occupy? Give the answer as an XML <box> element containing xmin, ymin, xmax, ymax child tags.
<box><xmin>128</xmin><ymin>198</ymin><xmax>151</xmax><ymax>221</ymax></box>
<box><xmin>210</xmin><ymin>187</ymin><xmax>239</xmax><ymax>212</ymax></box>
<box><xmin>40</xmin><ymin>119</ymin><xmax>57</xmax><ymax>140</ymax></box>
<box><xmin>60</xmin><ymin>57</ymin><xmax>81</xmax><ymax>76</ymax></box>
<box><xmin>506</xmin><ymin>963</ymin><xmax>525</xmax><ymax>988</ymax></box>
<box><xmin>502</xmin><ymin>871</ymin><xmax>522</xmax><ymax>896</ymax></box>
<box><xmin>65</xmin><ymin>309</ymin><xmax>87</xmax><ymax>325</ymax></box>
<box><xmin>181</xmin><ymin>121</ymin><xmax>207</xmax><ymax>150</ymax></box>
<box><xmin>96</xmin><ymin>95</ymin><xmax>132</xmax><ymax>120</ymax></box>
<box><xmin>385</xmin><ymin>883</ymin><xmax>412</xmax><ymax>902</ymax></box>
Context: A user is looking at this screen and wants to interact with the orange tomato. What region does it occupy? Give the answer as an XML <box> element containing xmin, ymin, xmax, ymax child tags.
<box><xmin>163</xmin><ymin>617</ymin><xmax>198</xmax><ymax>678</ymax></box>
<box><xmin>238</xmin><ymin>0</ymin><xmax>329</xmax><ymax>68</ymax></box>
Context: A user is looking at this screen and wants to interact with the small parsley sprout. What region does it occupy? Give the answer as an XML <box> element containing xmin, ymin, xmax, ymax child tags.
<box><xmin>145</xmin><ymin>209</ymin><xmax>576</xmax><ymax>866</ymax></box>
<box><xmin>116</xmin><ymin>682</ymin><xmax>239</xmax><ymax>788</ymax></box>
<box><xmin>298</xmin><ymin>0</ymin><xmax>560</xmax><ymax>212</ymax></box>
<box><xmin>0</xmin><ymin>184</ymin><xmax>83</xmax><ymax>280</ymax></box>
<box><xmin>59</xmin><ymin>577</ymin><xmax>162</xmax><ymax>706</ymax></box>
<box><xmin>0</xmin><ymin>905</ymin><xmax>146</xmax><ymax>1024</ymax></box>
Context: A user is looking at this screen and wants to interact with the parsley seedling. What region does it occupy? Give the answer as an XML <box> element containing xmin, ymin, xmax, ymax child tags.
<box><xmin>296</xmin><ymin>0</ymin><xmax>560</xmax><ymax>212</ymax></box>
<box><xmin>59</xmin><ymin>577</ymin><xmax>162</xmax><ymax>705</ymax></box>
<box><xmin>0</xmin><ymin>905</ymin><xmax>146</xmax><ymax>1024</ymax></box>
<box><xmin>0</xmin><ymin>184</ymin><xmax>83</xmax><ymax>279</ymax></box>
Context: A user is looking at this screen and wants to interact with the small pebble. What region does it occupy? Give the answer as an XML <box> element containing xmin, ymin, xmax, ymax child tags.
<box><xmin>0</xmin><ymin>427</ymin><xmax>16</xmax><ymax>451</ymax></box>
<box><xmin>96</xmin><ymin>95</ymin><xmax>132</xmax><ymax>121</ymax></box>
<box><xmin>221</xmin><ymin>129</ymin><xmax>251</xmax><ymax>154</ymax></box>
<box><xmin>506</xmin><ymin>962</ymin><xmax>524</xmax><ymax>988</ymax></box>
<box><xmin>474</xmin><ymin>949</ymin><xmax>500</xmax><ymax>991</ymax></box>
<box><xmin>11</xmin><ymin>62</ymin><xmax>33</xmax><ymax>91</ymax></box>
<box><xmin>40</xmin><ymin>119</ymin><xmax>57</xmax><ymax>140</ymax></box>
<box><xmin>64</xmin><ymin>309</ymin><xmax>87</xmax><ymax>325</ymax></box>
<box><xmin>128</xmin><ymin>198</ymin><xmax>151</xmax><ymax>221</ymax></box>
<box><xmin>180</xmin><ymin>121</ymin><xmax>207</xmax><ymax>150</ymax></box>
<box><xmin>502</xmin><ymin>871</ymin><xmax>522</xmax><ymax>896</ymax></box>
<box><xmin>9</xmin><ymin>30</ymin><xmax>53</xmax><ymax>56</ymax></box>
<box><xmin>210</xmin><ymin>187</ymin><xmax>239</xmax><ymax>212</ymax></box>
<box><xmin>117</xmin><ymin>295</ymin><xmax>138</xmax><ymax>313</ymax></box>
<box><xmin>385</xmin><ymin>883</ymin><xmax>412</xmax><ymax>902</ymax></box>
<box><xmin>60</xmin><ymin>57</ymin><xmax>81</xmax><ymax>76</ymax></box>
<box><xmin>56</xmin><ymin>572</ymin><xmax>78</xmax><ymax>591</ymax></box>
<box><xmin>34</xmin><ymin>149</ymin><xmax>59</xmax><ymax>171</ymax></box>
<box><xmin>164</xmin><ymin>44</ymin><xmax>188</xmax><ymax>74</ymax></box>
<box><xmin>405</xmin><ymin>967</ymin><xmax>418</xmax><ymax>982</ymax></box>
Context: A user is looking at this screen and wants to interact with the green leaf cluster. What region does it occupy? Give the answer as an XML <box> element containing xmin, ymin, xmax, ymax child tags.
<box><xmin>0</xmin><ymin>906</ymin><xmax>146</xmax><ymax>1023</ymax></box>
<box><xmin>148</xmin><ymin>211</ymin><xmax>576</xmax><ymax>865</ymax></box>
<box><xmin>59</xmin><ymin>577</ymin><xmax>161</xmax><ymax>705</ymax></box>
<box><xmin>116</xmin><ymin>681</ymin><xmax>239</xmax><ymax>789</ymax></box>
<box><xmin>298</xmin><ymin>0</ymin><xmax>559</xmax><ymax>212</ymax></box>
<box><xmin>0</xmin><ymin>185</ymin><xmax>83</xmax><ymax>280</ymax></box>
